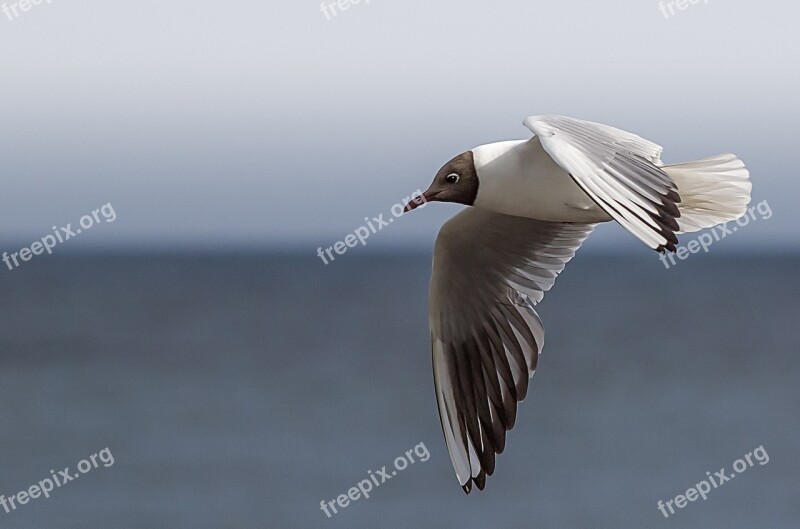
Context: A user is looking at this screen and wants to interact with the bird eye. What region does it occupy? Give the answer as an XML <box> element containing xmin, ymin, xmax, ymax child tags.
<box><xmin>445</xmin><ymin>173</ymin><xmax>460</xmax><ymax>184</ymax></box>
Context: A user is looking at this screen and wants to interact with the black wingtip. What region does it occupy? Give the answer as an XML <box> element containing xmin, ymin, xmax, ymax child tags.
<box><xmin>475</xmin><ymin>472</ymin><xmax>486</xmax><ymax>490</ymax></box>
<box><xmin>461</xmin><ymin>472</ymin><xmax>489</xmax><ymax>494</ymax></box>
<box><xmin>656</xmin><ymin>242</ymin><xmax>678</xmax><ymax>253</ymax></box>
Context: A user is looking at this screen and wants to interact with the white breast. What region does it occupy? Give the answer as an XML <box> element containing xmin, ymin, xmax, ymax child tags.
<box><xmin>471</xmin><ymin>138</ymin><xmax>612</xmax><ymax>223</ymax></box>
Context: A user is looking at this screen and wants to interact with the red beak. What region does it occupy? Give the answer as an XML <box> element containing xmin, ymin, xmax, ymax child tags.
<box><xmin>403</xmin><ymin>193</ymin><xmax>434</xmax><ymax>212</ymax></box>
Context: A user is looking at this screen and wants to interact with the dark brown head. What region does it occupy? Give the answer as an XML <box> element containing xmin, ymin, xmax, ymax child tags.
<box><xmin>404</xmin><ymin>151</ymin><xmax>479</xmax><ymax>212</ymax></box>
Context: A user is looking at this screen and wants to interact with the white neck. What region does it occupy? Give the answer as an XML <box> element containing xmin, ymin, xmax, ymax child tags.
<box><xmin>471</xmin><ymin>140</ymin><xmax>530</xmax><ymax>215</ymax></box>
<box><xmin>471</xmin><ymin>140</ymin><xmax>527</xmax><ymax>171</ymax></box>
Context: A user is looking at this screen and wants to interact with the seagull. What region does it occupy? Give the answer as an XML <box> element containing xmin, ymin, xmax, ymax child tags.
<box><xmin>402</xmin><ymin>115</ymin><xmax>752</xmax><ymax>493</ymax></box>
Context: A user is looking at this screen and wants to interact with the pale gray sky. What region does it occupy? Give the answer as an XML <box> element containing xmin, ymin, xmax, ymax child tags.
<box><xmin>0</xmin><ymin>0</ymin><xmax>797</xmax><ymax>251</ymax></box>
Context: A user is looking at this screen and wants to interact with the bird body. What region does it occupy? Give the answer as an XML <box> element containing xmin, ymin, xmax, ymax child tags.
<box><xmin>402</xmin><ymin>115</ymin><xmax>752</xmax><ymax>493</ymax></box>
<box><xmin>472</xmin><ymin>137</ymin><xmax>612</xmax><ymax>223</ymax></box>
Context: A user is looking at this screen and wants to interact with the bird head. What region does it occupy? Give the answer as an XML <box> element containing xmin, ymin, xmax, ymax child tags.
<box><xmin>404</xmin><ymin>151</ymin><xmax>479</xmax><ymax>212</ymax></box>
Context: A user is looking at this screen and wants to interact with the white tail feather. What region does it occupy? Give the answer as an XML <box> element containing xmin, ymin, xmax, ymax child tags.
<box><xmin>662</xmin><ymin>153</ymin><xmax>752</xmax><ymax>233</ymax></box>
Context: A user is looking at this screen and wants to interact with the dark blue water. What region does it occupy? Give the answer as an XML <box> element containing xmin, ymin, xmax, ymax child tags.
<box><xmin>0</xmin><ymin>253</ymin><xmax>797</xmax><ymax>528</ymax></box>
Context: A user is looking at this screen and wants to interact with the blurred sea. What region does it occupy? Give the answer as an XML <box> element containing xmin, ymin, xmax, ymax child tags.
<box><xmin>0</xmin><ymin>252</ymin><xmax>797</xmax><ymax>528</ymax></box>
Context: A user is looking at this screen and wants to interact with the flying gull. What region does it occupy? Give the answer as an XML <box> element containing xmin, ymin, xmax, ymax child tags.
<box><xmin>402</xmin><ymin>114</ymin><xmax>752</xmax><ymax>493</ymax></box>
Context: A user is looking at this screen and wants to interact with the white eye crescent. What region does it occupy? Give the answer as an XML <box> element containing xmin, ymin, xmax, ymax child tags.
<box><xmin>446</xmin><ymin>173</ymin><xmax>460</xmax><ymax>184</ymax></box>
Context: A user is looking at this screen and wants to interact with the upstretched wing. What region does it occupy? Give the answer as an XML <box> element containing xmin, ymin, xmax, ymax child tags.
<box><xmin>524</xmin><ymin>115</ymin><xmax>681</xmax><ymax>252</ymax></box>
<box><xmin>429</xmin><ymin>207</ymin><xmax>595</xmax><ymax>493</ymax></box>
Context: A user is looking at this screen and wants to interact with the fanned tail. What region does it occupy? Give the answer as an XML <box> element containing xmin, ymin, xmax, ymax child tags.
<box><xmin>662</xmin><ymin>153</ymin><xmax>752</xmax><ymax>233</ymax></box>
